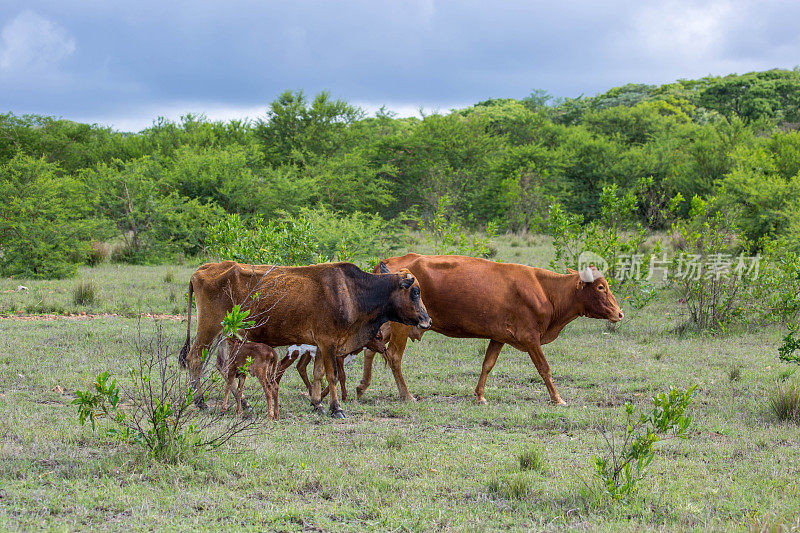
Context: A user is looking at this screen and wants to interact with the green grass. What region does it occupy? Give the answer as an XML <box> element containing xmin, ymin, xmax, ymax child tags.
<box><xmin>1</xmin><ymin>237</ymin><xmax>799</xmax><ymax>530</ymax></box>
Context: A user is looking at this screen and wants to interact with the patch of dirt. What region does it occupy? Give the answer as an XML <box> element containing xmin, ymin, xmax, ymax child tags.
<box><xmin>0</xmin><ymin>312</ymin><xmax>185</xmax><ymax>321</ymax></box>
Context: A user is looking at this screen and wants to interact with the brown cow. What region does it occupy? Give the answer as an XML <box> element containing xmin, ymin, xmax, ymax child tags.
<box><xmin>357</xmin><ymin>254</ymin><xmax>623</xmax><ymax>405</ymax></box>
<box><xmin>180</xmin><ymin>260</ymin><xmax>431</xmax><ymax>417</ymax></box>
<box><xmin>217</xmin><ymin>338</ymin><xmax>279</xmax><ymax>418</ymax></box>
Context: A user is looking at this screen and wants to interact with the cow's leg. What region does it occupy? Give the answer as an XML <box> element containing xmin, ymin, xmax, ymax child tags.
<box><xmin>297</xmin><ymin>353</ymin><xmax>315</xmax><ymax>396</ymax></box>
<box><xmin>310</xmin><ymin>353</ymin><xmax>324</xmax><ymax>410</ymax></box>
<box><xmin>319</xmin><ymin>345</ymin><xmax>345</xmax><ymax>418</ymax></box>
<box><xmin>385</xmin><ymin>327</ymin><xmax>414</xmax><ymax>402</ymax></box>
<box><xmin>527</xmin><ymin>342</ymin><xmax>566</xmax><ymax>406</ymax></box>
<box><xmin>475</xmin><ymin>340</ymin><xmax>504</xmax><ymax>405</ymax></box>
<box><xmin>237</xmin><ymin>374</ymin><xmax>251</xmax><ymax>411</ymax></box>
<box><xmin>337</xmin><ymin>358</ymin><xmax>347</xmax><ymax>402</ymax></box>
<box><xmin>254</xmin><ymin>365</ymin><xmax>275</xmax><ymax>420</ymax></box>
<box><xmin>221</xmin><ymin>374</ymin><xmax>234</xmax><ymax>412</ymax></box>
<box><xmin>276</xmin><ymin>352</ymin><xmax>299</xmax><ymax>385</ymax></box>
<box><xmin>356</xmin><ymin>349</ymin><xmax>376</xmax><ymax>400</ymax></box>
<box><xmin>357</xmin><ymin>323</ymin><xmax>415</xmax><ymax>401</ymax></box>
<box><xmin>233</xmin><ymin>374</ymin><xmax>246</xmax><ymax>415</ymax></box>
<box><xmin>186</xmin><ymin>314</ymin><xmax>223</xmax><ymax>409</ymax></box>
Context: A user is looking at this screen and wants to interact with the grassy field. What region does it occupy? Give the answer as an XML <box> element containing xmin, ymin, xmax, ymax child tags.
<box><xmin>1</xmin><ymin>236</ymin><xmax>799</xmax><ymax>531</ymax></box>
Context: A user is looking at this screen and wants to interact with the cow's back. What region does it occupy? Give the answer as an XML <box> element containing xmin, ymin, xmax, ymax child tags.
<box><xmin>192</xmin><ymin>261</ymin><xmax>361</xmax><ymax>347</ymax></box>
<box><xmin>382</xmin><ymin>254</ymin><xmax>545</xmax><ymax>343</ymax></box>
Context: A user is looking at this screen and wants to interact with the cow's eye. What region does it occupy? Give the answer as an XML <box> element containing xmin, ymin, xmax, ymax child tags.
<box><xmin>598</xmin><ymin>285</ymin><xmax>606</xmax><ymax>292</ymax></box>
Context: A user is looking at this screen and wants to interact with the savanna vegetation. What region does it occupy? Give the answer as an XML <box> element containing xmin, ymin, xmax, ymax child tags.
<box><xmin>2</xmin><ymin>68</ymin><xmax>800</xmax><ymax>276</ymax></box>
<box><xmin>2</xmin><ymin>68</ymin><xmax>800</xmax><ymax>530</ymax></box>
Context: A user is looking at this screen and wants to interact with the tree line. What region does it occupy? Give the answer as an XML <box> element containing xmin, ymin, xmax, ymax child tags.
<box><xmin>1</xmin><ymin>68</ymin><xmax>800</xmax><ymax>278</ymax></box>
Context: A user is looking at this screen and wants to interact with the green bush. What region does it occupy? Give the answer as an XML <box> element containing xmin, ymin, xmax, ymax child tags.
<box><xmin>593</xmin><ymin>386</ymin><xmax>696</xmax><ymax>500</ymax></box>
<box><xmin>414</xmin><ymin>195</ymin><xmax>497</xmax><ymax>258</ymax></box>
<box><xmin>205</xmin><ymin>213</ymin><xmax>323</xmax><ymax>265</ymax></box>
<box><xmin>0</xmin><ymin>155</ymin><xmax>107</xmax><ymax>278</ymax></box>
<box><xmin>672</xmin><ymin>197</ymin><xmax>754</xmax><ymax>329</ymax></box>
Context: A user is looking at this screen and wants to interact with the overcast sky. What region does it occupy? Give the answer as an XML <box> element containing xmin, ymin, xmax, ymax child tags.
<box><xmin>1</xmin><ymin>1</ymin><xmax>798</xmax><ymax>132</ymax></box>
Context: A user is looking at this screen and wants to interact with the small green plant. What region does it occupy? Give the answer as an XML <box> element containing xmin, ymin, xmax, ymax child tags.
<box><xmin>769</xmin><ymin>381</ymin><xmax>800</xmax><ymax>423</ymax></box>
<box><xmin>518</xmin><ymin>445</ymin><xmax>546</xmax><ymax>472</ymax></box>
<box><xmin>593</xmin><ymin>385</ymin><xmax>696</xmax><ymax>500</ymax></box>
<box><xmin>729</xmin><ymin>365</ymin><xmax>742</xmax><ymax>382</ymax></box>
<box><xmin>487</xmin><ymin>473</ymin><xmax>534</xmax><ymax>500</ymax></box>
<box><xmin>72</xmin><ymin>280</ymin><xmax>97</xmax><ymax>306</ymax></box>
<box><xmin>221</xmin><ymin>304</ymin><xmax>255</xmax><ymax>340</ymax></box>
<box><xmin>386</xmin><ymin>430</ymin><xmax>405</xmax><ymax>450</ymax></box>
<box><xmin>163</xmin><ymin>269</ymin><xmax>174</xmax><ymax>283</ymax></box>
<box><xmin>779</xmin><ymin>329</ymin><xmax>800</xmax><ymax>366</ymax></box>
<box><xmin>72</xmin><ymin>371</ymin><xmax>122</xmax><ymax>432</ymax></box>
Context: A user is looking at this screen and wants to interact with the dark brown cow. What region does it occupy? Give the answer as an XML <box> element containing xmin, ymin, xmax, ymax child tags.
<box><xmin>357</xmin><ymin>253</ymin><xmax>623</xmax><ymax>405</ymax></box>
<box><xmin>217</xmin><ymin>338</ymin><xmax>279</xmax><ymax>418</ymax></box>
<box><xmin>180</xmin><ymin>260</ymin><xmax>431</xmax><ymax>417</ymax></box>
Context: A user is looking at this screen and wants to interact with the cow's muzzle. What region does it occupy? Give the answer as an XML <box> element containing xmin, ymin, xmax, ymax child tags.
<box><xmin>418</xmin><ymin>316</ymin><xmax>433</xmax><ymax>329</ymax></box>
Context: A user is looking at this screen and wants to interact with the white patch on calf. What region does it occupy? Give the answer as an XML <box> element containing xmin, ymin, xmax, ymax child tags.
<box><xmin>287</xmin><ymin>344</ymin><xmax>317</xmax><ymax>357</ymax></box>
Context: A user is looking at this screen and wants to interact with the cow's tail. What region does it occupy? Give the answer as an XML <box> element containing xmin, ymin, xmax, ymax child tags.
<box><xmin>178</xmin><ymin>280</ymin><xmax>194</xmax><ymax>369</ymax></box>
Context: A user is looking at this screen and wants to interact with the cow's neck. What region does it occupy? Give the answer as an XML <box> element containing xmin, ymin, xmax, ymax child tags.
<box><xmin>537</xmin><ymin>272</ymin><xmax>583</xmax><ymax>337</ymax></box>
<box><xmin>346</xmin><ymin>274</ymin><xmax>397</xmax><ymax>339</ymax></box>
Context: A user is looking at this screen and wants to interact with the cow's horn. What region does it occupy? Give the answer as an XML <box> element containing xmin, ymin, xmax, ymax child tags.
<box><xmin>406</xmin><ymin>273</ymin><xmax>413</xmax><ymax>280</ymax></box>
<box><xmin>579</xmin><ymin>266</ymin><xmax>595</xmax><ymax>283</ymax></box>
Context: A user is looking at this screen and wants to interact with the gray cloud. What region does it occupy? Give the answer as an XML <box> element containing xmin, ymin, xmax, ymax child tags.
<box><xmin>1</xmin><ymin>0</ymin><xmax>798</xmax><ymax>131</ymax></box>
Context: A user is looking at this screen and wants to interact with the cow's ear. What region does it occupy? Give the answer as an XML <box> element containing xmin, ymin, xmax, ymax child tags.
<box><xmin>399</xmin><ymin>276</ymin><xmax>414</xmax><ymax>289</ymax></box>
<box><xmin>379</xmin><ymin>261</ymin><xmax>390</xmax><ymax>274</ymax></box>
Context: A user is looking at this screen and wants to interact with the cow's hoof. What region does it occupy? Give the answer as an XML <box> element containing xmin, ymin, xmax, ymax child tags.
<box><xmin>400</xmin><ymin>394</ymin><xmax>417</xmax><ymax>403</ymax></box>
<box><xmin>331</xmin><ymin>409</ymin><xmax>347</xmax><ymax>419</ymax></box>
<box><xmin>476</xmin><ymin>397</ymin><xmax>488</xmax><ymax>405</ymax></box>
<box><xmin>240</xmin><ymin>398</ymin><xmax>251</xmax><ymax>411</ymax></box>
<box><xmin>552</xmin><ymin>399</ymin><xmax>568</xmax><ymax>407</ymax></box>
<box><xmin>355</xmin><ymin>387</ymin><xmax>365</xmax><ymax>400</ymax></box>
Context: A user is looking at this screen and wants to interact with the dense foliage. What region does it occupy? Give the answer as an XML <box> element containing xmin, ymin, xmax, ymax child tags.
<box><xmin>2</xmin><ymin>69</ymin><xmax>800</xmax><ymax>278</ymax></box>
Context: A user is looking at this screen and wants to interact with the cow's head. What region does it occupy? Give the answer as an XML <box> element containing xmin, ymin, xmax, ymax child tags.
<box><xmin>379</xmin><ymin>262</ymin><xmax>432</xmax><ymax>329</ymax></box>
<box><xmin>570</xmin><ymin>266</ymin><xmax>624</xmax><ymax>323</ymax></box>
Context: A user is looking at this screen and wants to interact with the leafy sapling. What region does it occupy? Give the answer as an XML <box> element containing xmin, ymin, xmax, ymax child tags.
<box><xmin>593</xmin><ymin>385</ymin><xmax>697</xmax><ymax>500</ymax></box>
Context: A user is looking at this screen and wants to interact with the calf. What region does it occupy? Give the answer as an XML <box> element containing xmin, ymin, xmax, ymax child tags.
<box><xmin>278</xmin><ymin>337</ymin><xmax>386</xmax><ymax>402</ymax></box>
<box><xmin>217</xmin><ymin>337</ymin><xmax>279</xmax><ymax>419</ymax></box>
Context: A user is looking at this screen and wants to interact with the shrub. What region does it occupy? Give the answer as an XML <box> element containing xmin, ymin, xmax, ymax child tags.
<box><xmin>206</xmin><ymin>213</ymin><xmax>323</xmax><ymax>266</ymax></box>
<box><xmin>769</xmin><ymin>382</ymin><xmax>800</xmax><ymax>423</ymax></box>
<box><xmin>728</xmin><ymin>365</ymin><xmax>742</xmax><ymax>382</ymax></box>
<box><xmin>593</xmin><ymin>385</ymin><xmax>696</xmax><ymax>500</ymax></box>
<box><xmin>72</xmin><ymin>281</ymin><xmax>97</xmax><ymax>306</ymax></box>
<box><xmin>413</xmin><ymin>195</ymin><xmax>497</xmax><ymax>258</ymax></box>
<box><xmin>672</xmin><ymin>196</ymin><xmax>754</xmax><ymax>329</ymax></box>
<box><xmin>162</xmin><ymin>269</ymin><xmax>174</xmax><ymax>283</ymax></box>
<box><xmin>0</xmin><ymin>155</ymin><xmax>108</xmax><ymax>278</ymax></box>
<box><xmin>518</xmin><ymin>445</ymin><xmax>546</xmax><ymax>472</ymax></box>
<box><xmin>72</xmin><ymin>320</ymin><xmax>263</xmax><ymax>462</ymax></box>
<box><xmin>85</xmin><ymin>242</ymin><xmax>109</xmax><ymax>266</ymax></box>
